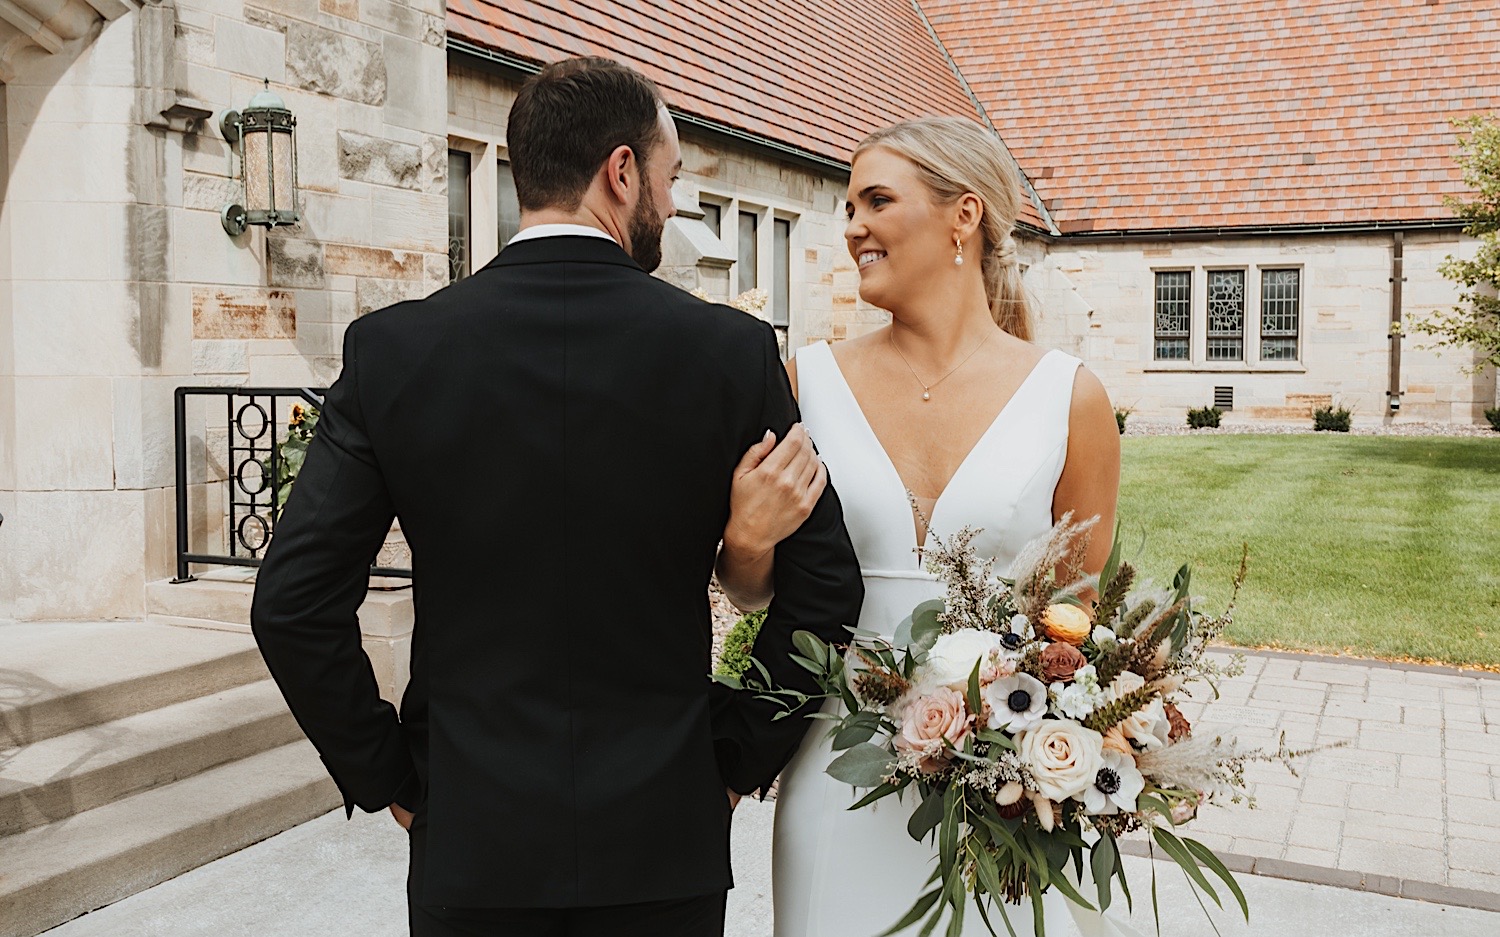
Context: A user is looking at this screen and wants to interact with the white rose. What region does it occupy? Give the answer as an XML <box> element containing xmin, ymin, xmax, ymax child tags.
<box><xmin>1120</xmin><ymin>697</ymin><xmax>1171</xmax><ymax>752</ymax></box>
<box><xmin>1018</xmin><ymin>720</ymin><xmax>1104</xmax><ymax>803</ymax></box>
<box><xmin>1105</xmin><ymin>670</ymin><xmax>1146</xmax><ymax>702</ymax></box>
<box><xmin>920</xmin><ymin>629</ymin><xmax>1002</xmax><ymax>690</ymax></box>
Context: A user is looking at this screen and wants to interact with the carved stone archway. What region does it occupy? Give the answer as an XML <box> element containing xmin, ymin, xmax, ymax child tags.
<box><xmin>0</xmin><ymin>0</ymin><xmax>140</xmax><ymax>82</ymax></box>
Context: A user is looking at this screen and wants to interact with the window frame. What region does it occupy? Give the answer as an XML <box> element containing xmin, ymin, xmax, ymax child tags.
<box><xmin>1152</xmin><ymin>269</ymin><xmax>1193</xmax><ymax>362</ymax></box>
<box><xmin>1258</xmin><ymin>266</ymin><xmax>1303</xmax><ymax>363</ymax></box>
<box><xmin>1204</xmin><ymin>267</ymin><xmax>1248</xmax><ymax>363</ymax></box>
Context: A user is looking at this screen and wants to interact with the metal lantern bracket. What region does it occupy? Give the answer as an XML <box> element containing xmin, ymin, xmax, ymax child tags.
<box><xmin>219</xmin><ymin>81</ymin><xmax>301</xmax><ymax>238</ymax></box>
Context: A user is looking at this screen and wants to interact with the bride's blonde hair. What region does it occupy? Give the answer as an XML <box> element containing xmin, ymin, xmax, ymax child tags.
<box><xmin>854</xmin><ymin>117</ymin><xmax>1032</xmax><ymax>341</ymax></box>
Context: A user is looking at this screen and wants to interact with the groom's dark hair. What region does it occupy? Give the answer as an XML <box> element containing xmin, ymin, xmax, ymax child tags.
<box><xmin>508</xmin><ymin>57</ymin><xmax>666</xmax><ymax>212</ymax></box>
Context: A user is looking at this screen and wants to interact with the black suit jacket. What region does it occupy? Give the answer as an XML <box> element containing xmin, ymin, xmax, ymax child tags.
<box><xmin>250</xmin><ymin>235</ymin><xmax>863</xmax><ymax>908</ymax></box>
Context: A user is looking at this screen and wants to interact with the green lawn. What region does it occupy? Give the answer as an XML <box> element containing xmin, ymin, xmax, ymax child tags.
<box><xmin>1117</xmin><ymin>435</ymin><xmax>1500</xmax><ymax>668</ymax></box>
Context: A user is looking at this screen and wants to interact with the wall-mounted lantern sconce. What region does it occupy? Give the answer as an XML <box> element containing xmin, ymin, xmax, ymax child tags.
<box><xmin>220</xmin><ymin>81</ymin><xmax>300</xmax><ymax>237</ymax></box>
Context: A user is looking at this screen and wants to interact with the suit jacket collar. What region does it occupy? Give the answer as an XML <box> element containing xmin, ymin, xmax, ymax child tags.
<box><xmin>483</xmin><ymin>235</ymin><xmax>644</xmax><ymax>273</ymax></box>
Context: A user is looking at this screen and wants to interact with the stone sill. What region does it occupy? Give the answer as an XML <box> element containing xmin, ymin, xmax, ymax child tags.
<box><xmin>1142</xmin><ymin>364</ymin><xmax>1308</xmax><ymax>375</ymax></box>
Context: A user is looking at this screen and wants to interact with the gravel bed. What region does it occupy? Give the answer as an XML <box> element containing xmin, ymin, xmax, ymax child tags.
<box><xmin>1122</xmin><ymin>418</ymin><xmax>1498</xmax><ymax>438</ymax></box>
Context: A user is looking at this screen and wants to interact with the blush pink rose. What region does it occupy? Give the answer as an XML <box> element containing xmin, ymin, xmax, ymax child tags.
<box><xmin>895</xmin><ymin>688</ymin><xmax>973</xmax><ymax>771</ymax></box>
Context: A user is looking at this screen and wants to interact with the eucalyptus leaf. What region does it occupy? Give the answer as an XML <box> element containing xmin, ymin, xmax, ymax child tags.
<box><xmin>894</xmin><ymin>615</ymin><xmax>916</xmax><ymax>648</ymax></box>
<box><xmin>938</xmin><ymin>785</ymin><xmax>960</xmax><ymax>873</ymax></box>
<box><xmin>792</xmin><ymin>630</ymin><xmax>826</xmax><ymax>663</ymax></box>
<box><xmin>1153</xmin><ymin>826</ymin><xmax>1221</xmax><ymax>909</ymax></box>
<box><xmin>826</xmin><ymin>742</ymin><xmax>896</xmax><ymax>788</ymax></box>
<box><xmin>709</xmin><ymin>673</ymin><xmax>742</xmax><ymax>689</ymax></box>
<box><xmin>831</xmin><ymin>713</ymin><xmax>882</xmax><ymax>751</ymax></box>
<box><xmin>1091</xmin><ymin>834</ymin><xmax>1117</xmax><ymax>913</ymax></box>
<box><xmin>976</xmin><ymin>728</ymin><xmax>1017</xmax><ymax>751</ymax></box>
<box><xmin>849</xmin><ymin>780</ymin><xmax>905</xmax><ymax>810</ymax></box>
<box><xmin>1184</xmin><ymin>837</ymin><xmax>1249</xmax><ymax>921</ymax></box>
<box><xmin>908</xmin><ymin>787</ymin><xmax>945</xmax><ymax>842</ymax></box>
<box><xmin>878</xmin><ymin>888</ymin><xmax>942</xmax><ymax>937</ymax></box>
<box><xmin>966</xmin><ymin>660</ymin><xmax>984</xmax><ymax>716</ymax></box>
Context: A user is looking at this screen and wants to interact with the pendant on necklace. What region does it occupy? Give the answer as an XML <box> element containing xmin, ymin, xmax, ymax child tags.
<box><xmin>922</xmin><ymin>391</ymin><xmax>931</xmax><ymax>401</ymax></box>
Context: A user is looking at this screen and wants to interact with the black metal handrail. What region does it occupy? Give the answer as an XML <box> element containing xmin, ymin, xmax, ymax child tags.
<box><xmin>172</xmin><ymin>386</ymin><xmax>412</xmax><ymax>583</ymax></box>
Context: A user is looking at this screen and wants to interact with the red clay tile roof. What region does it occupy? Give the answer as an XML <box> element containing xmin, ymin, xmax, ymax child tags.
<box><xmin>446</xmin><ymin>0</ymin><xmax>1053</xmax><ymax>231</ymax></box>
<box><xmin>920</xmin><ymin>0</ymin><xmax>1500</xmax><ymax>232</ymax></box>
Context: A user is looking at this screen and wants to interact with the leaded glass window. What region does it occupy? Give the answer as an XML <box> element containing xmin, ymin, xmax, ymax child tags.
<box><xmin>1261</xmin><ymin>269</ymin><xmax>1301</xmax><ymax>361</ymax></box>
<box><xmin>497</xmin><ymin>161</ymin><xmax>521</xmax><ymax>249</ymax></box>
<box><xmin>448</xmin><ymin>150</ymin><xmax>471</xmax><ymax>282</ymax></box>
<box><xmin>738</xmin><ymin>211</ymin><xmax>759</xmax><ymax>294</ymax></box>
<box><xmin>1206</xmin><ymin>270</ymin><xmax>1245</xmax><ymax>361</ymax></box>
<box><xmin>1154</xmin><ymin>271</ymin><xmax>1191</xmax><ymax>360</ymax></box>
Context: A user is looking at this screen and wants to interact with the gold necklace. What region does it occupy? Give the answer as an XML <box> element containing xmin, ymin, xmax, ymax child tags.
<box><xmin>888</xmin><ymin>328</ymin><xmax>994</xmax><ymax>402</ymax></box>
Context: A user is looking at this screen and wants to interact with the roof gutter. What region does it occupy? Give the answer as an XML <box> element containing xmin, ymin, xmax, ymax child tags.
<box><xmin>1039</xmin><ymin>218</ymin><xmax>1467</xmax><ymax>243</ymax></box>
<box><xmin>448</xmin><ymin>38</ymin><xmax>852</xmax><ymax>177</ymax></box>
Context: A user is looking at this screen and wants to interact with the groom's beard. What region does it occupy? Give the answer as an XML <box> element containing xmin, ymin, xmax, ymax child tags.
<box><xmin>627</xmin><ymin>185</ymin><xmax>665</xmax><ymax>273</ymax></box>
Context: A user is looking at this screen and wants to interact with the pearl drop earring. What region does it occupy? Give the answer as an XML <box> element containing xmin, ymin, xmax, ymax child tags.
<box><xmin>954</xmin><ymin>236</ymin><xmax>964</xmax><ymax>266</ymax></box>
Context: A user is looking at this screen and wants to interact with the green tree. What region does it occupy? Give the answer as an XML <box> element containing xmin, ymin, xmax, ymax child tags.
<box><xmin>1413</xmin><ymin>115</ymin><xmax>1500</xmax><ymax>373</ymax></box>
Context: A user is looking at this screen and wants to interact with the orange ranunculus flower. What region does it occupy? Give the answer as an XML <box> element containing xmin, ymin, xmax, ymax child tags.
<box><xmin>1041</xmin><ymin>603</ymin><xmax>1092</xmax><ymax>646</ymax></box>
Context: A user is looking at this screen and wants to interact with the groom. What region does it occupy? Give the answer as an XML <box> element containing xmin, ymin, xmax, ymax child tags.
<box><xmin>251</xmin><ymin>56</ymin><xmax>863</xmax><ymax>936</ymax></box>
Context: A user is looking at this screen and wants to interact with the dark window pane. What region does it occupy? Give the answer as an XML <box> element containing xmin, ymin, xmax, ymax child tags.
<box><xmin>1206</xmin><ymin>269</ymin><xmax>1245</xmax><ymax>362</ymax></box>
<box><xmin>701</xmin><ymin>202</ymin><xmax>721</xmax><ymax>238</ymax></box>
<box><xmin>738</xmin><ymin>211</ymin><xmax>758</xmax><ymax>295</ymax></box>
<box><xmin>497</xmin><ymin>161</ymin><xmax>521</xmax><ymax>249</ymax></box>
<box><xmin>1153</xmin><ymin>270</ymin><xmax>1190</xmax><ymax>361</ymax></box>
<box><xmin>1260</xmin><ymin>268</ymin><xmax>1300</xmax><ymax>361</ymax></box>
<box><xmin>773</xmin><ymin>218</ymin><xmax>790</xmax><ymax>327</ymax></box>
<box><xmin>448</xmin><ymin>150</ymin><xmax>471</xmax><ymax>282</ymax></box>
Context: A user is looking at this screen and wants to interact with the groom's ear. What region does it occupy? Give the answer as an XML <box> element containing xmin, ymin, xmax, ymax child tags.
<box><xmin>603</xmin><ymin>144</ymin><xmax>639</xmax><ymax>206</ymax></box>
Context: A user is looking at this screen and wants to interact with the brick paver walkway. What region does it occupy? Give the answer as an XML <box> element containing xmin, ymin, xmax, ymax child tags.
<box><xmin>1172</xmin><ymin>651</ymin><xmax>1500</xmax><ymax>900</ymax></box>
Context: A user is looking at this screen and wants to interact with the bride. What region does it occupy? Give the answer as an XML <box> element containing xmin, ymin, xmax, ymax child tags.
<box><xmin>716</xmin><ymin>117</ymin><xmax>1135</xmax><ymax>936</ymax></box>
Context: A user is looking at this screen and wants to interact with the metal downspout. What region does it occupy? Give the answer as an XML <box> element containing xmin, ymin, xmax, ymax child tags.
<box><xmin>1388</xmin><ymin>231</ymin><xmax>1405</xmax><ymax>414</ymax></box>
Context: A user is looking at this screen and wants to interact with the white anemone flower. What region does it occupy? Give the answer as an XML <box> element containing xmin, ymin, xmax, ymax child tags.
<box><xmin>1082</xmin><ymin>748</ymin><xmax>1146</xmax><ymax>815</ymax></box>
<box><xmin>983</xmin><ymin>671</ymin><xmax>1048</xmax><ymax>732</ymax></box>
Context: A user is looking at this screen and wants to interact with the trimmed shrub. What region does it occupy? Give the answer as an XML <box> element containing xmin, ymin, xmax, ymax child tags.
<box><xmin>1486</xmin><ymin>407</ymin><xmax>1500</xmax><ymax>432</ymax></box>
<box><xmin>1114</xmin><ymin>408</ymin><xmax>1132</xmax><ymax>435</ymax></box>
<box><xmin>1313</xmin><ymin>405</ymin><xmax>1353</xmax><ymax>432</ymax></box>
<box><xmin>714</xmin><ymin>609</ymin><xmax>766</xmax><ymax>679</ymax></box>
<box><xmin>1186</xmin><ymin>406</ymin><xmax>1222</xmax><ymax>429</ymax></box>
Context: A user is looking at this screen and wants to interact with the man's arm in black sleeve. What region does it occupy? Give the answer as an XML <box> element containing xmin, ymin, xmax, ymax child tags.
<box><xmin>713</xmin><ymin>323</ymin><xmax>865</xmax><ymax>794</ymax></box>
<box><xmin>250</xmin><ymin>320</ymin><xmax>419</xmax><ymax>817</ymax></box>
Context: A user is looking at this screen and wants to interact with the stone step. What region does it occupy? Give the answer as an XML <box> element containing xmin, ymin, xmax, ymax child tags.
<box><xmin>0</xmin><ymin>621</ymin><xmax>268</xmax><ymax>749</ymax></box>
<box><xmin>0</xmin><ymin>680</ymin><xmax>301</xmax><ymax>837</ymax></box>
<box><xmin>0</xmin><ymin>740</ymin><xmax>341</xmax><ymax>937</ymax></box>
<box><xmin>146</xmin><ymin>574</ymin><xmax>416</xmax><ymax>703</ymax></box>
<box><xmin>145</xmin><ymin>571</ymin><xmax>414</xmax><ymax>635</ymax></box>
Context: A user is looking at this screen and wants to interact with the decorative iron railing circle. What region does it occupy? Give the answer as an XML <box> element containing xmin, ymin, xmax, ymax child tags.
<box><xmin>235</xmin><ymin>456</ymin><xmax>268</xmax><ymax>497</ymax></box>
<box><xmin>235</xmin><ymin>401</ymin><xmax>270</xmax><ymax>441</ymax></box>
<box><xmin>237</xmin><ymin>512</ymin><xmax>271</xmax><ymax>554</ymax></box>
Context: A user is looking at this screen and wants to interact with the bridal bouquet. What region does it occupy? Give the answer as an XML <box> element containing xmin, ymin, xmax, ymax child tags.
<box><xmin>726</xmin><ymin>516</ymin><xmax>1306</xmax><ymax>936</ymax></box>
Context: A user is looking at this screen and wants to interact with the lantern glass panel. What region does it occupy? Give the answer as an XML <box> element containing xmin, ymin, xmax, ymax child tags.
<box><xmin>244</xmin><ymin>129</ymin><xmax>269</xmax><ymax>212</ymax></box>
<box><xmin>271</xmin><ymin>129</ymin><xmax>294</xmax><ymax>214</ymax></box>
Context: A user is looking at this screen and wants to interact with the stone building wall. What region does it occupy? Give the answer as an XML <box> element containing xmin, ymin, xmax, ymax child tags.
<box><xmin>1</xmin><ymin>0</ymin><xmax>446</xmax><ymax>620</ymax></box>
<box><xmin>446</xmin><ymin>65</ymin><xmax>880</xmax><ymax>355</ymax></box>
<box><xmin>1031</xmin><ymin>231</ymin><xmax>1494</xmax><ymax>424</ymax></box>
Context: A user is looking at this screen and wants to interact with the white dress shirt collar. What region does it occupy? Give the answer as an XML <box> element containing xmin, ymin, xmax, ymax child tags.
<box><xmin>507</xmin><ymin>224</ymin><xmax>618</xmax><ymax>246</ymax></box>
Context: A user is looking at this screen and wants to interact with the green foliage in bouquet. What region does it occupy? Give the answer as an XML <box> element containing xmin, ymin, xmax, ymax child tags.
<box><xmin>1486</xmin><ymin>407</ymin><xmax>1500</xmax><ymax>432</ymax></box>
<box><xmin>1113</xmin><ymin>408</ymin><xmax>1131</xmax><ymax>435</ymax></box>
<box><xmin>714</xmin><ymin>609</ymin><xmax>767</xmax><ymax>680</ymax></box>
<box><xmin>1185</xmin><ymin>406</ymin><xmax>1222</xmax><ymax>429</ymax></box>
<box><xmin>723</xmin><ymin>514</ymin><xmax>1317</xmax><ymax>937</ymax></box>
<box><xmin>1312</xmin><ymin>405</ymin><xmax>1352</xmax><ymax>432</ymax></box>
<box><xmin>266</xmin><ymin>403</ymin><xmax>319</xmax><ymax>511</ymax></box>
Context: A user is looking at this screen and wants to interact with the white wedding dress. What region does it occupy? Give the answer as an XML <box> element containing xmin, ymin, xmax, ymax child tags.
<box><xmin>772</xmin><ymin>341</ymin><xmax>1141</xmax><ymax>937</ymax></box>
